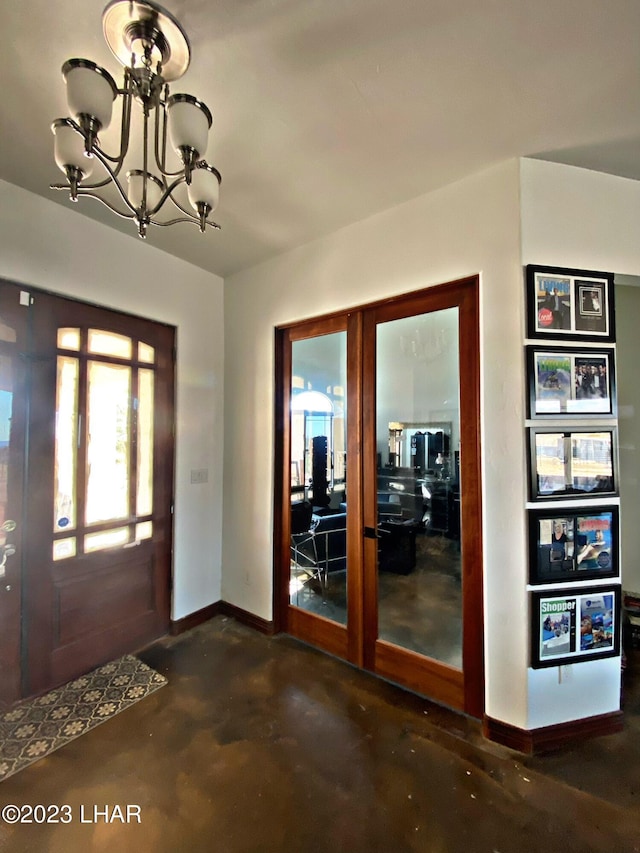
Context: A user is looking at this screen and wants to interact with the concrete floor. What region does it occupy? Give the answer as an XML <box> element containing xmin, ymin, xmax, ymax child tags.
<box><xmin>1</xmin><ymin>616</ymin><xmax>639</xmax><ymax>852</ymax></box>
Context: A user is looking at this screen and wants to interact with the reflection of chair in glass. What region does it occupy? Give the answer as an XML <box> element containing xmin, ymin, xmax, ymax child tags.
<box><xmin>378</xmin><ymin>519</ymin><xmax>418</xmax><ymax>574</ymax></box>
<box><xmin>291</xmin><ymin>500</ymin><xmax>313</xmax><ymax>534</ymax></box>
<box><xmin>290</xmin><ymin>512</ymin><xmax>347</xmax><ymax>602</ymax></box>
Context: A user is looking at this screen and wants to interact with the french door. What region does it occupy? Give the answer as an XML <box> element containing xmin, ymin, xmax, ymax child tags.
<box><xmin>275</xmin><ymin>277</ymin><xmax>483</xmax><ymax>716</ymax></box>
<box><xmin>0</xmin><ymin>279</ymin><xmax>175</xmax><ymax>704</ymax></box>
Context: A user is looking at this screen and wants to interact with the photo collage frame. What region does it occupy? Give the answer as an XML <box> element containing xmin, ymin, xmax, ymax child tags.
<box><xmin>524</xmin><ymin>264</ymin><xmax>620</xmax><ymax>669</ymax></box>
<box><xmin>531</xmin><ymin>585</ymin><xmax>621</xmax><ymax>668</ymax></box>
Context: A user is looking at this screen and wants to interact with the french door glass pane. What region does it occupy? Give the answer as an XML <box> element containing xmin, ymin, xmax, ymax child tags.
<box><xmin>85</xmin><ymin>361</ymin><xmax>131</xmax><ymax>524</ymax></box>
<box><xmin>290</xmin><ymin>332</ymin><xmax>347</xmax><ymax>625</ymax></box>
<box><xmin>136</xmin><ymin>368</ymin><xmax>154</xmax><ymax>517</ymax></box>
<box><xmin>376</xmin><ymin>309</ymin><xmax>462</xmax><ymax>668</ymax></box>
<box><xmin>54</xmin><ymin>356</ymin><xmax>79</xmax><ymax>532</ymax></box>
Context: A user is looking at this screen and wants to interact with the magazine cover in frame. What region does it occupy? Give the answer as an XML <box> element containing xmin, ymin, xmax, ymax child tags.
<box><xmin>526</xmin><ymin>265</ymin><xmax>615</xmax><ymax>342</ymax></box>
<box><xmin>528</xmin><ymin>506</ymin><xmax>619</xmax><ymax>584</ymax></box>
<box><xmin>531</xmin><ymin>585</ymin><xmax>620</xmax><ymax>668</ymax></box>
<box><xmin>527</xmin><ymin>346</ymin><xmax>616</xmax><ymax>418</ymax></box>
<box><xmin>528</xmin><ymin>427</ymin><xmax>617</xmax><ymax>501</ymax></box>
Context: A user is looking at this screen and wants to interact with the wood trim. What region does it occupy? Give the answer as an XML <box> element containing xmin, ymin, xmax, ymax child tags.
<box><xmin>287</xmin><ymin>606</ymin><xmax>349</xmax><ymax>659</ymax></box>
<box><xmin>272</xmin><ymin>326</ymin><xmax>290</xmax><ymax>634</ymax></box>
<box><xmin>483</xmin><ymin>711</ymin><xmax>624</xmax><ymax>754</ymax></box>
<box><xmin>375</xmin><ymin>640</ymin><xmax>465</xmax><ymax>711</ymax></box>
<box><xmin>346</xmin><ymin>311</ymin><xmax>365</xmax><ymax>667</ymax></box>
<box><xmin>286</xmin><ymin>315</ymin><xmax>348</xmax><ymax>341</ymax></box>
<box><xmin>216</xmin><ymin>601</ymin><xmax>275</xmax><ymax>635</ymax></box>
<box><xmin>276</xmin><ymin>277</ymin><xmax>478</xmax><ymax>335</ymax></box>
<box><xmin>361</xmin><ymin>307</ymin><xmax>379</xmax><ymax>673</ymax></box>
<box><xmin>170</xmin><ymin>602</ymin><xmax>223</xmax><ymax>635</ymax></box>
<box><xmin>170</xmin><ymin>600</ymin><xmax>275</xmax><ymax>636</ymax></box>
<box><xmin>458</xmin><ymin>278</ymin><xmax>485</xmax><ymax>719</ymax></box>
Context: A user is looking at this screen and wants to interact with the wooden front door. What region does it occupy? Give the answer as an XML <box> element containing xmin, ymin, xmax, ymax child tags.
<box><xmin>0</xmin><ymin>281</ymin><xmax>175</xmax><ymax>701</ymax></box>
<box><xmin>0</xmin><ymin>282</ymin><xmax>29</xmax><ymax>705</ymax></box>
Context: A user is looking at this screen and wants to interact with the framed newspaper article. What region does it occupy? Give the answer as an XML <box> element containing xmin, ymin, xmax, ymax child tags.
<box><xmin>531</xmin><ymin>585</ymin><xmax>621</xmax><ymax>668</ymax></box>
<box><xmin>526</xmin><ymin>346</ymin><xmax>616</xmax><ymax>418</ymax></box>
<box><xmin>526</xmin><ymin>265</ymin><xmax>615</xmax><ymax>342</ymax></box>
<box><xmin>528</xmin><ymin>427</ymin><xmax>617</xmax><ymax>501</ymax></box>
<box><xmin>528</xmin><ymin>506</ymin><xmax>619</xmax><ymax>584</ymax></box>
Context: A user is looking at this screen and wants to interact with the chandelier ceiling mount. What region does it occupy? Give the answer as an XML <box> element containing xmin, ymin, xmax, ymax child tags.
<box><xmin>51</xmin><ymin>0</ymin><xmax>221</xmax><ymax>239</ymax></box>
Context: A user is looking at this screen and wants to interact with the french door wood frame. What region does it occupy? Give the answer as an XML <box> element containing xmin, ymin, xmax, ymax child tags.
<box><xmin>274</xmin><ymin>276</ymin><xmax>484</xmax><ymax>718</ymax></box>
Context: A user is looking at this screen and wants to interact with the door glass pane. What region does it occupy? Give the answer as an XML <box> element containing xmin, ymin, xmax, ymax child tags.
<box><xmin>136</xmin><ymin>368</ymin><xmax>154</xmax><ymax>516</ymax></box>
<box><xmin>0</xmin><ymin>318</ymin><xmax>17</xmax><ymax>344</ymax></box>
<box><xmin>376</xmin><ymin>309</ymin><xmax>462</xmax><ymax>668</ymax></box>
<box><xmin>0</xmin><ymin>356</ymin><xmax>13</xmax><ymax>535</ymax></box>
<box><xmin>290</xmin><ymin>332</ymin><xmax>347</xmax><ymax>624</ymax></box>
<box><xmin>88</xmin><ymin>329</ymin><xmax>132</xmax><ymax>360</ymax></box>
<box><xmin>53</xmin><ymin>537</ymin><xmax>76</xmax><ymax>561</ymax></box>
<box><xmin>57</xmin><ymin>328</ymin><xmax>80</xmax><ymax>350</ymax></box>
<box><xmin>136</xmin><ymin>521</ymin><xmax>153</xmax><ymax>540</ymax></box>
<box><xmin>54</xmin><ymin>356</ymin><xmax>79</xmax><ymax>532</ymax></box>
<box><xmin>85</xmin><ymin>361</ymin><xmax>131</xmax><ymax>524</ymax></box>
<box><xmin>138</xmin><ymin>342</ymin><xmax>155</xmax><ymax>363</ymax></box>
<box><xmin>84</xmin><ymin>526</ymin><xmax>130</xmax><ymax>552</ymax></box>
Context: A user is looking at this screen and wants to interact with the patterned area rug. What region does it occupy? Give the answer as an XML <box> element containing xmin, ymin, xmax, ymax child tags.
<box><xmin>0</xmin><ymin>655</ymin><xmax>166</xmax><ymax>782</ymax></box>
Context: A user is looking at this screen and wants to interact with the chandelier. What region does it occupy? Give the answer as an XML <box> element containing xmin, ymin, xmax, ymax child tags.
<box><xmin>50</xmin><ymin>0</ymin><xmax>221</xmax><ymax>238</ymax></box>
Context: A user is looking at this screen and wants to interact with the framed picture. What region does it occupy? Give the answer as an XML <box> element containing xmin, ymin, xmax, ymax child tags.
<box><xmin>531</xmin><ymin>585</ymin><xmax>621</xmax><ymax>668</ymax></box>
<box><xmin>528</xmin><ymin>427</ymin><xmax>617</xmax><ymax>501</ymax></box>
<box><xmin>526</xmin><ymin>264</ymin><xmax>615</xmax><ymax>342</ymax></box>
<box><xmin>526</xmin><ymin>346</ymin><xmax>616</xmax><ymax>418</ymax></box>
<box><xmin>528</xmin><ymin>506</ymin><xmax>619</xmax><ymax>584</ymax></box>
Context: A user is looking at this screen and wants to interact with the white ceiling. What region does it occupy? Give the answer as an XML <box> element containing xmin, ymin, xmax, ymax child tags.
<box><xmin>1</xmin><ymin>0</ymin><xmax>638</xmax><ymax>279</ymax></box>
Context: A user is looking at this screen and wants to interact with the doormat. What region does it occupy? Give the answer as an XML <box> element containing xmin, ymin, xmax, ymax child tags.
<box><xmin>0</xmin><ymin>655</ymin><xmax>167</xmax><ymax>783</ymax></box>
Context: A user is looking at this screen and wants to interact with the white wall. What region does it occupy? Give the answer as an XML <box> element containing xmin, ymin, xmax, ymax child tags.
<box><xmin>521</xmin><ymin>159</ymin><xmax>640</xmax><ymax>728</ymax></box>
<box><xmin>223</xmin><ymin>159</ymin><xmax>532</xmax><ymax>725</ymax></box>
<box><xmin>521</xmin><ymin>159</ymin><xmax>640</xmax><ymax>276</ymax></box>
<box><xmin>0</xmin><ymin>180</ymin><xmax>225</xmax><ymax>621</ymax></box>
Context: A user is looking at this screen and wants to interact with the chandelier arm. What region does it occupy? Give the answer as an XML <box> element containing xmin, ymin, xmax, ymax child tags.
<box><xmin>144</xmin><ymin>174</ymin><xmax>187</xmax><ymax>216</ymax></box>
<box><xmin>164</xmin><ymin>190</ymin><xmax>198</xmax><ymax>218</ymax></box>
<box><xmin>74</xmin><ymin>190</ymin><xmax>137</xmax><ymax>221</ymax></box>
<box><xmin>149</xmin><ymin>216</ymin><xmax>221</xmax><ymax>230</ymax></box>
<box><xmin>108</xmin><ymin>71</ymin><xmax>135</xmax><ymax>168</ymax></box>
<box><xmin>142</xmin><ymin>103</ymin><xmax>150</xmax><ymax>212</ymax></box>
<box><xmin>82</xmin><ymin>147</ymin><xmax>138</xmax><ymax>216</ymax></box>
<box><xmin>86</xmin><ymin>77</ymin><xmax>134</xmax><ymax>168</ymax></box>
<box><xmin>155</xmin><ymin>88</ymin><xmax>169</xmax><ymax>177</ymax></box>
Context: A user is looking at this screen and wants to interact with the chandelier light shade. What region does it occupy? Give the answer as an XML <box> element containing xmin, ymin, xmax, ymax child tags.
<box><xmin>63</xmin><ymin>60</ymin><xmax>117</xmax><ymax>132</ymax></box>
<box><xmin>52</xmin><ymin>119</ymin><xmax>95</xmax><ymax>180</ymax></box>
<box><xmin>50</xmin><ymin>0</ymin><xmax>222</xmax><ymax>238</ymax></box>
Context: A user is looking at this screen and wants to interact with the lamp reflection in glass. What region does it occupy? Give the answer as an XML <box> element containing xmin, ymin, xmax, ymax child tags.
<box><xmin>50</xmin><ymin>0</ymin><xmax>222</xmax><ymax>239</ymax></box>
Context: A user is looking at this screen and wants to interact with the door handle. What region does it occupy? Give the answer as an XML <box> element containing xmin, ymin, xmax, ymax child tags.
<box><xmin>0</xmin><ymin>544</ymin><xmax>16</xmax><ymax>578</ymax></box>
